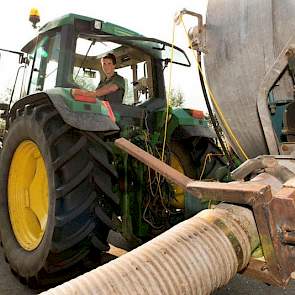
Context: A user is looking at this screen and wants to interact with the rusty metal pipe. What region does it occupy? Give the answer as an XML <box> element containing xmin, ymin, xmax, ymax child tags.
<box><xmin>41</xmin><ymin>204</ymin><xmax>258</xmax><ymax>295</ymax></box>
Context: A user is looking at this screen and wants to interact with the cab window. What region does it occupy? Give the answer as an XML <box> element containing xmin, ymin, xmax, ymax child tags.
<box><xmin>29</xmin><ymin>32</ymin><xmax>61</xmax><ymax>94</ymax></box>
<box><xmin>73</xmin><ymin>36</ymin><xmax>153</xmax><ymax>105</ymax></box>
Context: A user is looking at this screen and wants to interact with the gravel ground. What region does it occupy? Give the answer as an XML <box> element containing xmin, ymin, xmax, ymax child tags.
<box><xmin>1</xmin><ymin>232</ymin><xmax>295</xmax><ymax>294</ymax></box>
<box><xmin>215</xmin><ymin>275</ymin><xmax>295</xmax><ymax>295</ymax></box>
<box><xmin>0</xmin><ymin>247</ymin><xmax>34</xmax><ymax>295</ymax></box>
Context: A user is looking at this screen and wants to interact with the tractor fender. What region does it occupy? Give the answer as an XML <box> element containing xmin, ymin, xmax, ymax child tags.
<box><xmin>172</xmin><ymin>125</ymin><xmax>216</xmax><ymax>140</ymax></box>
<box><xmin>169</xmin><ymin>108</ymin><xmax>216</xmax><ymax>140</ymax></box>
<box><xmin>10</xmin><ymin>88</ymin><xmax>120</xmax><ymax>132</ymax></box>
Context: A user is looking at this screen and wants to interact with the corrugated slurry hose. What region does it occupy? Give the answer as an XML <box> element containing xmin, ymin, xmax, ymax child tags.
<box><xmin>41</xmin><ymin>204</ymin><xmax>259</xmax><ymax>295</ymax></box>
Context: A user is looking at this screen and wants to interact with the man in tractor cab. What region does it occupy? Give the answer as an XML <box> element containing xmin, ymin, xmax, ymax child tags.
<box><xmin>72</xmin><ymin>53</ymin><xmax>125</xmax><ymax>103</ymax></box>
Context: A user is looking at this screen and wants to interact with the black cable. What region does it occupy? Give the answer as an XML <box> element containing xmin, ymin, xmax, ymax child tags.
<box><xmin>197</xmin><ymin>55</ymin><xmax>235</xmax><ymax>169</ymax></box>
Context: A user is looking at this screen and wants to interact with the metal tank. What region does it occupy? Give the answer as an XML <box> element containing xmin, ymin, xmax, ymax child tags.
<box><xmin>203</xmin><ymin>0</ymin><xmax>295</xmax><ymax>159</ymax></box>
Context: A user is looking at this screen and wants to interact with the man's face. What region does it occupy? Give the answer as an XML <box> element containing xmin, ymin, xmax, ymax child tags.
<box><xmin>101</xmin><ymin>58</ymin><xmax>116</xmax><ymax>77</ymax></box>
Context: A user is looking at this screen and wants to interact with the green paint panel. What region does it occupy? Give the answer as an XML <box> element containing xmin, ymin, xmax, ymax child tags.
<box><xmin>172</xmin><ymin>108</ymin><xmax>208</xmax><ymax>127</ymax></box>
<box><xmin>39</xmin><ymin>14</ymin><xmax>93</xmax><ymax>34</ymax></box>
<box><xmin>102</xmin><ymin>22</ymin><xmax>141</xmax><ymax>37</ymax></box>
<box><xmin>62</xmin><ymin>89</ymin><xmax>109</xmax><ymax>115</ymax></box>
<box><xmin>39</xmin><ymin>13</ymin><xmax>140</xmax><ymax>37</ymax></box>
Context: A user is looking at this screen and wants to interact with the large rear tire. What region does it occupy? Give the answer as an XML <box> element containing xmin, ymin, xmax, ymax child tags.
<box><xmin>0</xmin><ymin>101</ymin><xmax>118</xmax><ymax>287</ymax></box>
<box><xmin>168</xmin><ymin>141</ymin><xmax>196</xmax><ymax>209</ymax></box>
<box><xmin>168</xmin><ymin>138</ymin><xmax>226</xmax><ymax>212</ymax></box>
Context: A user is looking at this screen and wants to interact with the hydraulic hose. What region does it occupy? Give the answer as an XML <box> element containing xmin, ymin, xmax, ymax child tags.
<box><xmin>197</xmin><ymin>57</ymin><xmax>235</xmax><ymax>169</ymax></box>
<box><xmin>41</xmin><ymin>204</ymin><xmax>258</xmax><ymax>295</ymax></box>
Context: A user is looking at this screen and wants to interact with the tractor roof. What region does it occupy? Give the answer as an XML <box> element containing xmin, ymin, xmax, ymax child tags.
<box><xmin>38</xmin><ymin>13</ymin><xmax>141</xmax><ymax>37</ymax></box>
<box><xmin>21</xmin><ymin>13</ymin><xmax>190</xmax><ymax>67</ymax></box>
<box><xmin>22</xmin><ymin>13</ymin><xmax>141</xmax><ymax>53</ymax></box>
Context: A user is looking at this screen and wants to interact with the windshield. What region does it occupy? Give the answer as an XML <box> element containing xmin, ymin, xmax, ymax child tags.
<box><xmin>72</xmin><ymin>33</ymin><xmax>191</xmax><ymax>106</ymax></box>
<box><xmin>73</xmin><ymin>36</ymin><xmax>155</xmax><ymax>105</ymax></box>
<box><xmin>79</xmin><ymin>34</ymin><xmax>191</xmax><ymax>67</ymax></box>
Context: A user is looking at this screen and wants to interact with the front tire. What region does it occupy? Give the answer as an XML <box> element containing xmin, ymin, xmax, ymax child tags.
<box><xmin>0</xmin><ymin>101</ymin><xmax>118</xmax><ymax>286</ymax></box>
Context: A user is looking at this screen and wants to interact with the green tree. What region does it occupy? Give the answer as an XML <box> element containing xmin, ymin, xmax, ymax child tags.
<box><xmin>167</xmin><ymin>88</ymin><xmax>184</xmax><ymax>108</ymax></box>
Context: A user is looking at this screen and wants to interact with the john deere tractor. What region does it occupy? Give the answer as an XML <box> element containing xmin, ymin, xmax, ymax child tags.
<box><xmin>0</xmin><ymin>13</ymin><xmax>227</xmax><ymax>287</ymax></box>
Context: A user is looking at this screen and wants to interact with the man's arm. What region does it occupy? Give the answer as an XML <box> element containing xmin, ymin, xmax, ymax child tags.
<box><xmin>95</xmin><ymin>84</ymin><xmax>119</xmax><ymax>97</ymax></box>
<box><xmin>72</xmin><ymin>84</ymin><xmax>119</xmax><ymax>98</ymax></box>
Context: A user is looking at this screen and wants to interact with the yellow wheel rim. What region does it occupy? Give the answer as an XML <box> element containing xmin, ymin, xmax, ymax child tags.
<box><xmin>170</xmin><ymin>153</ymin><xmax>185</xmax><ymax>209</ymax></box>
<box><xmin>8</xmin><ymin>140</ymin><xmax>49</xmax><ymax>251</ymax></box>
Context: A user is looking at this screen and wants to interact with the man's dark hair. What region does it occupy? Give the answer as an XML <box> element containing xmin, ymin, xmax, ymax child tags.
<box><xmin>102</xmin><ymin>53</ymin><xmax>116</xmax><ymax>65</ymax></box>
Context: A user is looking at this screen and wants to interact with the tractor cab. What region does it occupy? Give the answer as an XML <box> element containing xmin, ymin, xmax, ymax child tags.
<box><xmin>9</xmin><ymin>13</ymin><xmax>192</xmax><ymax>133</ymax></box>
<box><xmin>19</xmin><ymin>14</ymin><xmax>190</xmax><ymax>126</ymax></box>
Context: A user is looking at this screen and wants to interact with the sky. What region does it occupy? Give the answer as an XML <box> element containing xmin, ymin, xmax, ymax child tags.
<box><xmin>0</xmin><ymin>0</ymin><xmax>208</xmax><ymax>110</ymax></box>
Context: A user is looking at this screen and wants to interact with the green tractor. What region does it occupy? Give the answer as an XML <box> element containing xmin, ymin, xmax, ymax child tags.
<box><xmin>0</xmin><ymin>13</ymin><xmax>227</xmax><ymax>287</ymax></box>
